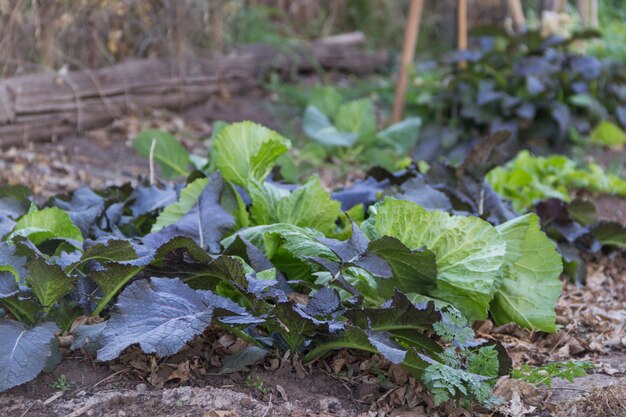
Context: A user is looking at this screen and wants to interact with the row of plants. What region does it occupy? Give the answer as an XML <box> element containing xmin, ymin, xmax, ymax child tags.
<box><xmin>1</xmin><ymin>122</ymin><xmax>577</xmax><ymax>408</ymax></box>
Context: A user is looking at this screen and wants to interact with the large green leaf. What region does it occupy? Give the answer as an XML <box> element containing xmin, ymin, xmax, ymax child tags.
<box><xmin>302</xmin><ymin>106</ymin><xmax>359</xmax><ymax>147</ymax></box>
<box><xmin>133</xmin><ymin>129</ymin><xmax>191</xmax><ymax>179</ymax></box>
<box><xmin>376</xmin><ymin>117</ymin><xmax>422</xmax><ymax>153</ymax></box>
<box><xmin>307</xmin><ymin>86</ymin><xmax>343</xmax><ymax>118</ymax></box>
<box><xmin>26</xmin><ymin>257</ymin><xmax>74</xmax><ymax>312</ymax></box>
<box><xmin>364</xmin><ymin>199</ymin><xmax>506</xmax><ymax>321</ymax></box>
<box><xmin>8</xmin><ymin>207</ymin><xmax>83</xmax><ymax>246</ymax></box>
<box><xmin>223</xmin><ymin>223</ymin><xmax>334</xmax><ymax>261</ymax></box>
<box><xmin>368</xmin><ymin>236</ymin><xmax>438</xmax><ymax>300</ymax></box>
<box><xmin>213</xmin><ymin>122</ymin><xmax>290</xmax><ymax>187</ymax></box>
<box><xmin>335</xmin><ymin>99</ymin><xmax>377</xmax><ymax>137</ymax></box>
<box><xmin>492</xmin><ymin>214</ymin><xmax>563</xmax><ymax>332</ymax></box>
<box><xmin>91</xmin><ymin>264</ymin><xmax>143</xmax><ymax>316</ymax></box>
<box><xmin>275</xmin><ymin>178</ymin><xmax>341</xmax><ymax>235</ymax></box>
<box><xmin>248</xmin><ymin>180</ymin><xmax>290</xmax><ymax>226</ymax></box>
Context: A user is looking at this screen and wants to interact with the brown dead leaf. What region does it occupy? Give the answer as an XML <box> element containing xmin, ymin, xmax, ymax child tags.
<box><xmin>332</xmin><ymin>358</ymin><xmax>347</xmax><ymax>374</ymax></box>
<box><xmin>167</xmin><ymin>360</ymin><xmax>192</xmax><ymax>384</ymax></box>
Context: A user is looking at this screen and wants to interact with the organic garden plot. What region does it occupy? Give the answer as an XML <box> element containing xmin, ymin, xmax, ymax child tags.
<box><xmin>4</xmin><ymin>118</ymin><xmax>623</xmax><ymax>417</ymax></box>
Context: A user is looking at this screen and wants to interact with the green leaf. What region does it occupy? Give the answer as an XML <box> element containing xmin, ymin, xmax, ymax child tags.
<box><xmin>593</xmin><ymin>221</ymin><xmax>626</xmax><ymax>248</ymax></box>
<box><xmin>364</xmin><ymin>199</ymin><xmax>505</xmax><ymax>321</ymax></box>
<box><xmin>308</xmin><ymin>86</ymin><xmax>343</xmax><ymax>118</ymax></box>
<box><xmin>133</xmin><ymin>129</ymin><xmax>191</xmax><ymax>179</ymax></box>
<box><xmin>590</xmin><ymin>121</ymin><xmax>626</xmax><ymax>147</ymax></box>
<box><xmin>8</xmin><ymin>207</ymin><xmax>83</xmax><ymax>246</ymax></box>
<box><xmin>275</xmin><ymin>178</ymin><xmax>341</xmax><ymax>235</ymax></box>
<box><xmin>492</xmin><ymin>214</ymin><xmax>563</xmax><ymax>332</ymax></box>
<box><xmin>223</xmin><ymin>223</ymin><xmax>336</xmax><ymax>279</ymax></box>
<box><xmin>512</xmin><ymin>361</ymin><xmax>593</xmax><ymax>387</ymax></box>
<box><xmin>376</xmin><ymin>117</ymin><xmax>422</xmax><ymax>153</ymax></box>
<box><xmin>213</xmin><ymin>122</ymin><xmax>291</xmax><ymax>187</ymax></box>
<box><xmin>302</xmin><ymin>106</ymin><xmax>359</xmax><ymax>147</ymax></box>
<box><xmin>248</xmin><ymin>180</ymin><xmax>290</xmax><ymax>226</ymax></box>
<box><xmin>26</xmin><ymin>257</ymin><xmax>74</xmax><ymax>312</ymax></box>
<box><xmin>335</xmin><ymin>99</ymin><xmax>376</xmax><ymax>137</ymax></box>
<box><xmin>152</xmin><ymin>178</ymin><xmax>209</xmax><ymax>232</ymax></box>
<box><xmin>367</xmin><ymin>236</ymin><xmax>438</xmax><ymax>300</ymax></box>
<box><xmin>91</xmin><ymin>264</ymin><xmax>143</xmax><ymax>316</ymax></box>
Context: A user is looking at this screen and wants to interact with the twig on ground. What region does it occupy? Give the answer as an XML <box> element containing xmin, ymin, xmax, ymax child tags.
<box><xmin>261</xmin><ymin>393</ymin><xmax>273</xmax><ymax>417</ymax></box>
<box><xmin>149</xmin><ymin>137</ymin><xmax>157</xmax><ymax>185</ymax></box>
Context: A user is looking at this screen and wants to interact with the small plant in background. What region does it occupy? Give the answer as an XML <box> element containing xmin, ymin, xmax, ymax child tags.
<box><xmin>49</xmin><ymin>374</ymin><xmax>70</xmax><ymax>392</ymax></box>
<box><xmin>301</xmin><ymin>86</ymin><xmax>422</xmax><ymax>173</ymax></box>
<box><xmin>245</xmin><ymin>375</ymin><xmax>270</xmax><ymax>396</ymax></box>
<box><xmin>486</xmin><ymin>150</ymin><xmax>626</xmax><ymax>211</ymax></box>
<box><xmin>512</xmin><ymin>361</ymin><xmax>594</xmax><ymax>387</ymax></box>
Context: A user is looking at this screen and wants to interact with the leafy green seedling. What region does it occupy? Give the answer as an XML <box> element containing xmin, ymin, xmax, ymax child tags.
<box><xmin>512</xmin><ymin>361</ymin><xmax>594</xmax><ymax>387</ymax></box>
<box><xmin>49</xmin><ymin>374</ymin><xmax>71</xmax><ymax>392</ymax></box>
<box><xmin>245</xmin><ymin>375</ymin><xmax>270</xmax><ymax>396</ymax></box>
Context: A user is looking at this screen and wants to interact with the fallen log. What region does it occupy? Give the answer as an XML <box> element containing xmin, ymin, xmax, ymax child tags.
<box><xmin>0</xmin><ymin>32</ymin><xmax>388</xmax><ymax>148</ymax></box>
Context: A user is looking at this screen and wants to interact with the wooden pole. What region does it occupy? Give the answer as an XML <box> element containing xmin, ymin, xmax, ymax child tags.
<box><xmin>589</xmin><ymin>0</ymin><xmax>598</xmax><ymax>27</ymax></box>
<box><xmin>577</xmin><ymin>0</ymin><xmax>589</xmax><ymax>26</ymax></box>
<box><xmin>457</xmin><ymin>0</ymin><xmax>468</xmax><ymax>69</ymax></box>
<box><xmin>509</xmin><ymin>0</ymin><xmax>526</xmax><ymax>33</ymax></box>
<box><xmin>391</xmin><ymin>0</ymin><xmax>424</xmax><ymax>124</ymax></box>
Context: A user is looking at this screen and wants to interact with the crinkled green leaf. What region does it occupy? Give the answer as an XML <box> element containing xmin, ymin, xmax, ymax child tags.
<box><xmin>276</xmin><ymin>178</ymin><xmax>341</xmax><ymax>236</ymax></box>
<box><xmin>335</xmin><ymin>99</ymin><xmax>376</xmax><ymax>137</ymax></box>
<box><xmin>492</xmin><ymin>214</ymin><xmax>563</xmax><ymax>332</ymax></box>
<box><xmin>364</xmin><ymin>199</ymin><xmax>505</xmax><ymax>321</ymax></box>
<box><xmin>213</xmin><ymin>122</ymin><xmax>290</xmax><ymax>187</ymax></box>
<box><xmin>8</xmin><ymin>207</ymin><xmax>83</xmax><ymax>246</ymax></box>
<box><xmin>26</xmin><ymin>256</ymin><xmax>74</xmax><ymax>311</ymax></box>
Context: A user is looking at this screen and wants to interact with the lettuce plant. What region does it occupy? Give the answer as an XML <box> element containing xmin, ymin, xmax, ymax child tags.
<box><xmin>302</xmin><ymin>86</ymin><xmax>422</xmax><ymax>172</ymax></box>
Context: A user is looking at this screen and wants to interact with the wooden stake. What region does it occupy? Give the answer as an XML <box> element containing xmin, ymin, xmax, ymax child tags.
<box><xmin>391</xmin><ymin>0</ymin><xmax>424</xmax><ymax>124</ymax></box>
<box><xmin>590</xmin><ymin>0</ymin><xmax>598</xmax><ymax>27</ymax></box>
<box><xmin>509</xmin><ymin>0</ymin><xmax>526</xmax><ymax>33</ymax></box>
<box><xmin>577</xmin><ymin>0</ymin><xmax>589</xmax><ymax>26</ymax></box>
<box><xmin>457</xmin><ymin>0</ymin><xmax>468</xmax><ymax>69</ymax></box>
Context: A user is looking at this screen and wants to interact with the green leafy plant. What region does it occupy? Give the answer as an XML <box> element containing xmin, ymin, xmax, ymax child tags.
<box><xmin>512</xmin><ymin>361</ymin><xmax>594</xmax><ymax>387</ymax></box>
<box><xmin>245</xmin><ymin>375</ymin><xmax>271</xmax><ymax>396</ymax></box>
<box><xmin>409</xmin><ymin>27</ymin><xmax>626</xmax><ymax>162</ymax></box>
<box><xmin>0</xmin><ymin>121</ymin><xmax>577</xmax><ymax>410</ymax></box>
<box><xmin>49</xmin><ymin>374</ymin><xmax>70</xmax><ymax>392</ymax></box>
<box><xmin>302</xmin><ymin>86</ymin><xmax>421</xmax><ymax>172</ymax></box>
<box><xmin>487</xmin><ymin>150</ymin><xmax>626</xmax><ymax>211</ymax></box>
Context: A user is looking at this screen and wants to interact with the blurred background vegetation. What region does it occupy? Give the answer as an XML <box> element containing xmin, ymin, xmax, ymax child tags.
<box><xmin>4</xmin><ymin>0</ymin><xmax>610</xmax><ymax>77</ymax></box>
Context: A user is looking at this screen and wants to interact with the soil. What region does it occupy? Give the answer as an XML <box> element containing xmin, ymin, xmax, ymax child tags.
<box><xmin>1</xmin><ymin>95</ymin><xmax>626</xmax><ymax>417</ymax></box>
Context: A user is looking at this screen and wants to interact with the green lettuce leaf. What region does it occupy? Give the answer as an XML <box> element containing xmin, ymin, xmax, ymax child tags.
<box><xmin>492</xmin><ymin>213</ymin><xmax>563</xmax><ymax>332</ymax></box>
<box><xmin>213</xmin><ymin>122</ymin><xmax>291</xmax><ymax>187</ymax></box>
<box><xmin>275</xmin><ymin>178</ymin><xmax>341</xmax><ymax>235</ymax></box>
<box><xmin>364</xmin><ymin>199</ymin><xmax>505</xmax><ymax>321</ymax></box>
<box><xmin>8</xmin><ymin>207</ymin><xmax>83</xmax><ymax>246</ymax></box>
